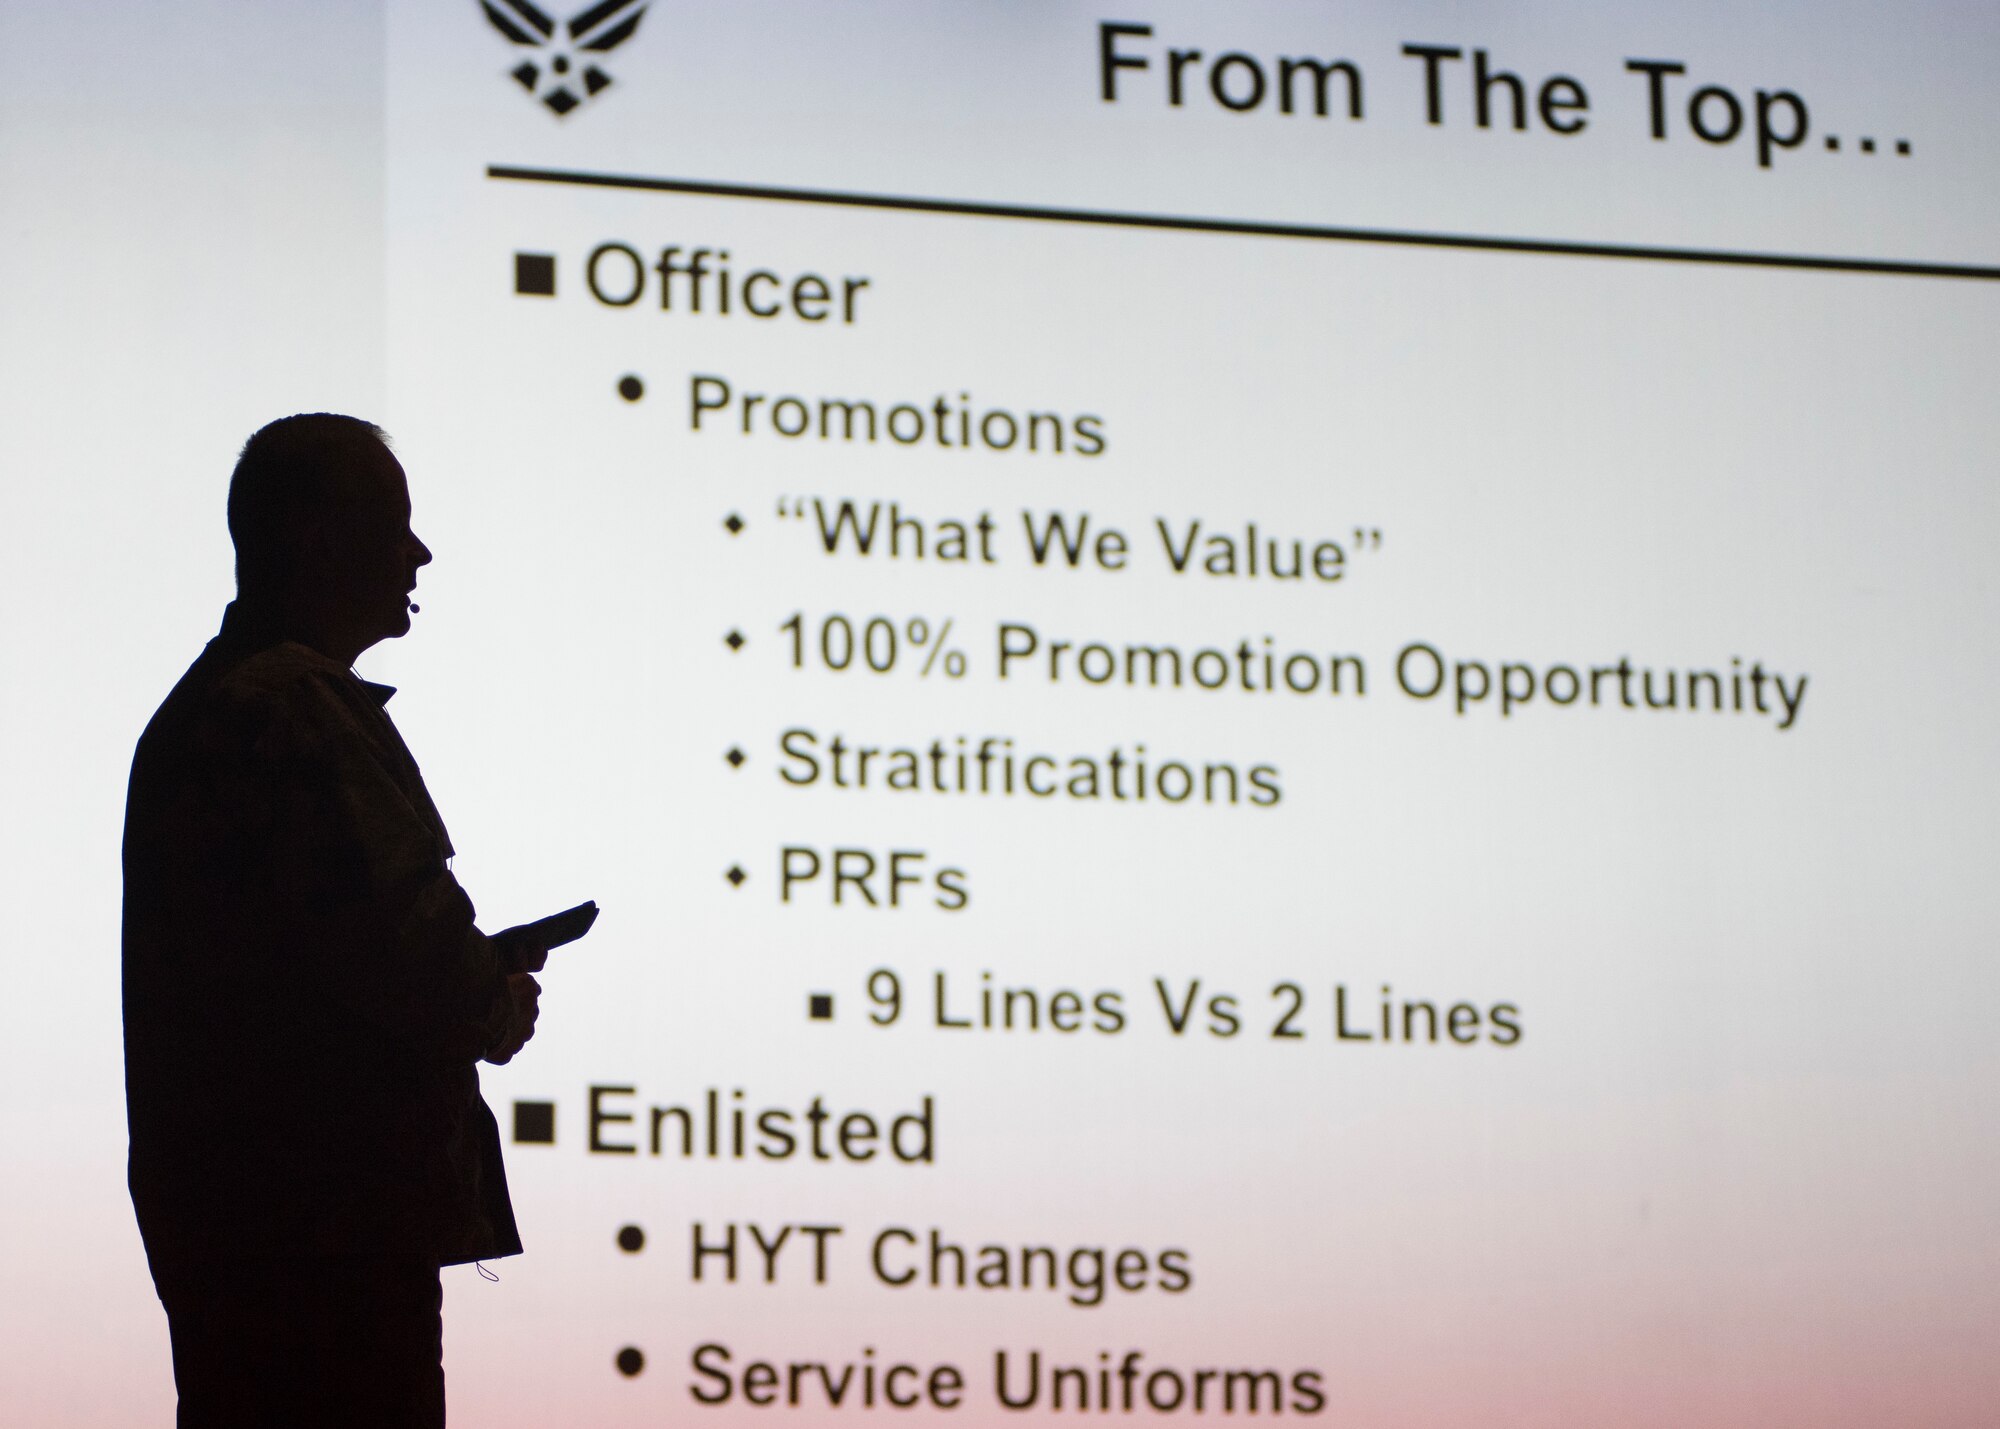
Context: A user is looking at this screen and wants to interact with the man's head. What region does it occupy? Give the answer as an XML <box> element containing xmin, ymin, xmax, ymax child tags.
<box><xmin>227</xmin><ymin>414</ymin><xmax>432</xmax><ymax>659</ymax></box>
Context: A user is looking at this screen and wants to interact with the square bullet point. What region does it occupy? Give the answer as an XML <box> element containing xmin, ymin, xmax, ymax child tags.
<box><xmin>809</xmin><ymin>994</ymin><xmax>834</xmax><ymax>1021</ymax></box>
<box><xmin>514</xmin><ymin>253</ymin><xmax>556</xmax><ymax>296</ymax></box>
<box><xmin>513</xmin><ymin>1100</ymin><xmax>556</xmax><ymax>1143</ymax></box>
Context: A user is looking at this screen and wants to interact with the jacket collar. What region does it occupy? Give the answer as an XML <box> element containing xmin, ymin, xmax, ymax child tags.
<box><xmin>214</xmin><ymin>600</ymin><xmax>397</xmax><ymax>706</ymax></box>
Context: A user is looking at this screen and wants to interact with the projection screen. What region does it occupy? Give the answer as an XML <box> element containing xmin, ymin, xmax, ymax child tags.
<box><xmin>2</xmin><ymin>3</ymin><xmax>1996</xmax><ymax>1424</ymax></box>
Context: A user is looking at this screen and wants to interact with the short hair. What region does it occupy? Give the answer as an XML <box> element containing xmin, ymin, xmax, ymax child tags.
<box><xmin>227</xmin><ymin>413</ymin><xmax>393</xmax><ymax>596</ymax></box>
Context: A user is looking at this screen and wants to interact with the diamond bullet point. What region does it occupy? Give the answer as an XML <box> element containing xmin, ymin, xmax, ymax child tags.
<box><xmin>724</xmin><ymin>630</ymin><xmax>745</xmax><ymax>652</ymax></box>
<box><xmin>723</xmin><ymin>513</ymin><xmax>744</xmax><ymax>535</ymax></box>
<box><xmin>725</xmin><ymin>865</ymin><xmax>746</xmax><ymax>887</ymax></box>
<box><xmin>725</xmin><ymin>747</ymin><xmax>745</xmax><ymax>768</ymax></box>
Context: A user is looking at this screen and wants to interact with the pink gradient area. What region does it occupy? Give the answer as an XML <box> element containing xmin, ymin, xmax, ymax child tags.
<box><xmin>432</xmin><ymin>1251</ymin><xmax>2000</xmax><ymax>1428</ymax></box>
<box><xmin>1309</xmin><ymin>1276</ymin><xmax>1999</xmax><ymax>1429</ymax></box>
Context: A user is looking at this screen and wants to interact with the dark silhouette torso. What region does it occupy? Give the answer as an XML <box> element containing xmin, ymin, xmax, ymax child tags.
<box><xmin>122</xmin><ymin>601</ymin><xmax>518</xmax><ymax>1278</ymax></box>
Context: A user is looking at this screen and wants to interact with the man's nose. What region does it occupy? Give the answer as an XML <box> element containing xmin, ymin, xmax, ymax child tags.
<box><xmin>410</xmin><ymin>533</ymin><xmax>433</xmax><ymax>568</ymax></box>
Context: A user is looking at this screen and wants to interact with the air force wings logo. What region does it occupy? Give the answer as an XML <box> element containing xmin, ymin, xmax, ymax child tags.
<box><xmin>482</xmin><ymin>0</ymin><xmax>649</xmax><ymax>116</ymax></box>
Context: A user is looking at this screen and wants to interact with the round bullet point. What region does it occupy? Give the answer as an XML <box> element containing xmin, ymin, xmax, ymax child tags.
<box><xmin>617</xmin><ymin>1224</ymin><xmax>645</xmax><ymax>1253</ymax></box>
<box><xmin>616</xmin><ymin>1347</ymin><xmax>645</xmax><ymax>1378</ymax></box>
<box><xmin>617</xmin><ymin>375</ymin><xmax>645</xmax><ymax>402</ymax></box>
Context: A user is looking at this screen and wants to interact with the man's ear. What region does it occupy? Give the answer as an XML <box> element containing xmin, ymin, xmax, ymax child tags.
<box><xmin>291</xmin><ymin>518</ymin><xmax>334</xmax><ymax>582</ymax></box>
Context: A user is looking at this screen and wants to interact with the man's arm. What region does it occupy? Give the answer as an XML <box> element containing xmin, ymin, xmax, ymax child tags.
<box><xmin>246</xmin><ymin>664</ymin><xmax>519</xmax><ymax>1067</ymax></box>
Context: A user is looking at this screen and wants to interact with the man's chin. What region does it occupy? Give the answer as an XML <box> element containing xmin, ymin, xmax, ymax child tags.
<box><xmin>374</xmin><ymin>606</ymin><xmax>414</xmax><ymax>644</ymax></box>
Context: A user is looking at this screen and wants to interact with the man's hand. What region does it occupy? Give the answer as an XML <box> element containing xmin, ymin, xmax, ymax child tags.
<box><xmin>483</xmin><ymin>972</ymin><xmax>541</xmax><ymax>1065</ymax></box>
<box><xmin>490</xmin><ymin>924</ymin><xmax>553</xmax><ymax>975</ymax></box>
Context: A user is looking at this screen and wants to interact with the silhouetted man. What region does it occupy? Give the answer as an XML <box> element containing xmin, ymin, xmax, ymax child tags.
<box><xmin>124</xmin><ymin>414</ymin><xmax>552</xmax><ymax>1427</ymax></box>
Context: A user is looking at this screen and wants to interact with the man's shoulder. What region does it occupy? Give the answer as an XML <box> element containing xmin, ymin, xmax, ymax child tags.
<box><xmin>217</xmin><ymin>640</ymin><xmax>352</xmax><ymax>706</ymax></box>
<box><xmin>139</xmin><ymin>640</ymin><xmax>363</xmax><ymax>767</ymax></box>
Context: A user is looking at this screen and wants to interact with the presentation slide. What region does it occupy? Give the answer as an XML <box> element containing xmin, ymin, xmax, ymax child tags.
<box><xmin>3</xmin><ymin>3</ymin><xmax>1997</xmax><ymax>1424</ymax></box>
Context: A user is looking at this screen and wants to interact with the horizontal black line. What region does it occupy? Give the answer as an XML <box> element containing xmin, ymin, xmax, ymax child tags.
<box><xmin>487</xmin><ymin>164</ymin><xmax>2000</xmax><ymax>282</ymax></box>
